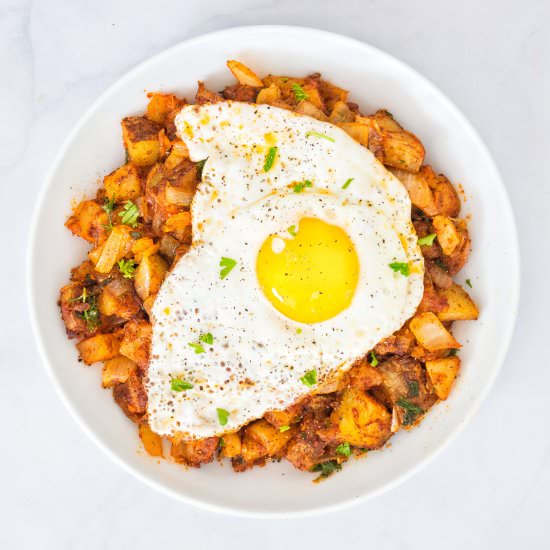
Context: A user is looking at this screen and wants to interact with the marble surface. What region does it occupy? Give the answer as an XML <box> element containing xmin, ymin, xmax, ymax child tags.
<box><xmin>1</xmin><ymin>0</ymin><xmax>548</xmax><ymax>548</ymax></box>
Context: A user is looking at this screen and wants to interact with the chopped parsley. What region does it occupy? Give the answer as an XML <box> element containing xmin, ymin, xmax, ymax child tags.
<box><xmin>291</xmin><ymin>83</ymin><xmax>309</xmax><ymax>102</ymax></box>
<box><xmin>71</xmin><ymin>287</ymin><xmax>100</xmax><ymax>331</ymax></box>
<box><xmin>279</xmin><ymin>425</ymin><xmax>291</xmax><ymax>433</ymax></box>
<box><xmin>342</xmin><ymin>178</ymin><xmax>354</xmax><ymax>190</ymax></box>
<box><xmin>196</xmin><ymin>158</ymin><xmax>207</xmax><ymax>177</ymax></box>
<box><xmin>418</xmin><ymin>233</ymin><xmax>437</xmax><ymax>246</ymax></box>
<box><xmin>293</xmin><ymin>179</ymin><xmax>313</xmax><ymax>193</ymax></box>
<box><xmin>370</xmin><ymin>351</ymin><xmax>379</xmax><ymax>367</ymax></box>
<box><xmin>466</xmin><ymin>278</ymin><xmax>473</xmax><ymax>288</ymax></box>
<box><xmin>130</xmin><ymin>231</ymin><xmax>141</xmax><ymax>239</ymax></box>
<box><xmin>219</xmin><ymin>257</ymin><xmax>237</xmax><ymax>279</ymax></box>
<box><xmin>449</xmin><ymin>348</ymin><xmax>459</xmax><ymax>356</ymax></box>
<box><xmin>217</xmin><ymin>408</ymin><xmax>230</xmax><ymax>426</ymax></box>
<box><xmin>296</xmin><ymin>327</ymin><xmax>302</xmax><ymax>334</ymax></box>
<box><xmin>171</xmin><ymin>378</ymin><xmax>193</xmax><ymax>392</ymax></box>
<box><xmin>389</xmin><ymin>262</ymin><xmax>410</xmax><ymax>276</ymax></box>
<box><xmin>408</xmin><ymin>380</ymin><xmax>419</xmax><ymax>398</ymax></box>
<box><xmin>311</xmin><ymin>460</ymin><xmax>342</xmax><ymax>478</ymax></box>
<box><xmin>218</xmin><ymin>437</ymin><xmax>225</xmax><ymax>448</ymax></box>
<box><xmin>117</xmin><ymin>258</ymin><xmax>137</xmax><ymax>279</ymax></box>
<box><xmin>188</xmin><ymin>342</ymin><xmax>205</xmax><ymax>354</ymax></box>
<box><xmin>118</xmin><ymin>200</ymin><xmax>140</xmax><ymax>228</ymax></box>
<box><xmin>306</xmin><ymin>131</ymin><xmax>335</xmax><ymax>143</ymax></box>
<box><xmin>335</xmin><ymin>442</ymin><xmax>351</xmax><ymax>457</ymax></box>
<box><xmin>287</xmin><ymin>224</ymin><xmax>298</xmax><ymax>237</ymax></box>
<box><xmin>199</xmin><ymin>332</ymin><xmax>214</xmax><ymax>345</ymax></box>
<box><xmin>102</xmin><ymin>197</ymin><xmax>116</xmax><ymax>230</ymax></box>
<box><xmin>300</xmin><ymin>369</ymin><xmax>317</xmax><ymax>387</ymax></box>
<box><xmin>263</xmin><ymin>146</ymin><xmax>278</xmax><ymax>172</ymax></box>
<box><xmin>396</xmin><ymin>398</ymin><xmax>423</xmax><ymax>426</ymax></box>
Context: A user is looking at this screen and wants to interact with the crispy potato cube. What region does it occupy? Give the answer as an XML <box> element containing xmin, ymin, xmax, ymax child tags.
<box><xmin>164</xmin><ymin>140</ymin><xmax>189</xmax><ymax>170</ymax></box>
<box><xmin>142</xmin><ymin>294</ymin><xmax>156</xmax><ymax>316</ymax></box>
<box><xmin>432</xmin><ymin>173</ymin><xmax>461</xmax><ymax>217</ymax></box>
<box><xmin>103</xmin><ymin>163</ymin><xmax>142</xmax><ymax>201</ymax></box>
<box><xmin>437</xmin><ymin>284</ymin><xmax>479</xmax><ymax>321</ymax></box>
<box><xmin>220</xmin><ymin>432</ymin><xmax>242</xmax><ymax>458</ymax></box>
<box><xmin>171</xmin><ymin>437</ymin><xmax>219</xmax><ymax>467</ymax></box>
<box><xmin>132</xmin><ymin>237</ymin><xmax>159</xmax><ymax>262</ymax></box>
<box><xmin>371</xmin><ymin>109</ymin><xmax>403</xmax><ymax>132</ymax></box>
<box><xmin>97</xmin><ymin>278</ymin><xmax>141</xmax><ymax>319</ymax></box>
<box><xmin>240</xmin><ymin>432</ymin><xmax>268</xmax><ymax>464</ymax></box>
<box><xmin>94</xmin><ymin>225</ymin><xmax>134</xmax><ymax>273</ymax></box>
<box><xmin>382</xmin><ymin>130</ymin><xmax>425</xmax><ymax>172</ymax></box>
<box><xmin>162</xmin><ymin>211</ymin><xmax>191</xmax><ymax>233</ymax></box>
<box><xmin>139</xmin><ymin>423</ymin><xmax>163</xmax><ymax>457</ymax></box>
<box><xmin>146</xmin><ymin>93</ymin><xmax>185</xmax><ymax>125</ymax></box>
<box><xmin>338</xmin><ymin>122</ymin><xmax>370</xmax><ymax>147</ymax></box>
<box><xmin>195</xmin><ymin>81</ymin><xmax>223</xmax><ymax>104</ymax></box>
<box><xmin>329</xmin><ymin>101</ymin><xmax>354</xmax><ymax>123</ymax></box>
<box><xmin>301</xmin><ymin>83</ymin><xmax>325</xmax><ymax>110</ymax></box>
<box><xmin>330</xmin><ymin>388</ymin><xmax>392</xmax><ymax>448</ymax></box>
<box><xmin>134</xmin><ymin>253</ymin><xmax>168</xmax><ymax>301</ymax></box>
<box><xmin>426</xmin><ymin>356</ymin><xmax>461</xmax><ymax>399</ymax></box>
<box><xmin>318</xmin><ymin>79</ymin><xmax>348</xmax><ymax>110</ymax></box>
<box><xmin>102</xmin><ymin>356</ymin><xmax>136</xmax><ymax>387</ymax></box>
<box><xmin>65</xmin><ymin>200</ymin><xmax>108</xmax><ymax>243</ymax></box>
<box><xmin>295</xmin><ymin>100</ymin><xmax>329</xmax><ymax>121</ymax></box>
<box><xmin>433</xmin><ymin>215</ymin><xmax>461</xmax><ymax>255</ymax></box>
<box><xmin>121</xmin><ymin>116</ymin><xmax>163</xmax><ymax>166</ymax></box>
<box><xmin>119</xmin><ymin>320</ymin><xmax>152</xmax><ymax>370</ymax></box>
<box><xmin>264</xmin><ymin>400</ymin><xmax>304</xmax><ymax>428</ymax></box>
<box><xmin>256</xmin><ymin>83</ymin><xmax>281</xmax><ymax>105</ymax></box>
<box><xmin>77</xmin><ymin>332</ymin><xmax>121</xmax><ymax>365</ymax></box>
<box><xmin>226</xmin><ymin>60</ymin><xmax>263</xmax><ymax>87</ymax></box>
<box><xmin>391</xmin><ymin>168</ymin><xmax>438</xmax><ymax>216</ymax></box>
<box><xmin>245</xmin><ymin>419</ymin><xmax>294</xmax><ymax>456</ymax></box>
<box><xmin>409</xmin><ymin>312</ymin><xmax>461</xmax><ymax>351</ymax></box>
<box><xmin>344</xmin><ymin>359</ymin><xmax>383</xmax><ymax>390</ymax></box>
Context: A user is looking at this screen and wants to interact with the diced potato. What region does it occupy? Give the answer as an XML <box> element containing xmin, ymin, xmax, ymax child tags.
<box><xmin>119</xmin><ymin>320</ymin><xmax>152</xmax><ymax>369</ymax></box>
<box><xmin>103</xmin><ymin>163</ymin><xmax>142</xmax><ymax>201</ymax></box>
<box><xmin>162</xmin><ymin>211</ymin><xmax>191</xmax><ymax>233</ymax></box>
<box><xmin>437</xmin><ymin>284</ymin><xmax>479</xmax><ymax>321</ymax></box>
<box><xmin>432</xmin><ymin>173</ymin><xmax>461</xmax><ymax>217</ymax></box>
<box><xmin>164</xmin><ymin>140</ymin><xmax>189</xmax><ymax>170</ymax></box>
<box><xmin>426</xmin><ymin>356</ymin><xmax>461</xmax><ymax>399</ymax></box>
<box><xmin>264</xmin><ymin>400</ymin><xmax>304</xmax><ymax>428</ymax></box>
<box><xmin>295</xmin><ymin>100</ymin><xmax>328</xmax><ymax>121</ymax></box>
<box><xmin>121</xmin><ymin>116</ymin><xmax>163</xmax><ymax>166</ymax></box>
<box><xmin>226</xmin><ymin>60</ymin><xmax>264</xmax><ymax>87</ymax></box>
<box><xmin>245</xmin><ymin>419</ymin><xmax>294</xmax><ymax>456</ymax></box>
<box><xmin>102</xmin><ymin>356</ymin><xmax>136</xmax><ymax>388</ymax></box>
<box><xmin>256</xmin><ymin>83</ymin><xmax>281</xmax><ymax>105</ymax></box>
<box><xmin>301</xmin><ymin>83</ymin><xmax>325</xmax><ymax>110</ymax></box>
<box><xmin>142</xmin><ymin>294</ymin><xmax>156</xmax><ymax>316</ymax></box>
<box><xmin>338</xmin><ymin>122</ymin><xmax>370</xmax><ymax>147</ymax></box>
<box><xmin>329</xmin><ymin>101</ymin><xmax>354</xmax><ymax>123</ymax></box>
<box><xmin>409</xmin><ymin>312</ymin><xmax>461</xmax><ymax>351</ymax></box>
<box><xmin>65</xmin><ymin>200</ymin><xmax>108</xmax><ymax>243</ymax></box>
<box><xmin>432</xmin><ymin>215</ymin><xmax>461</xmax><ymax>255</ymax></box>
<box><xmin>112</xmin><ymin>371</ymin><xmax>147</xmax><ymax>421</ymax></box>
<box><xmin>330</xmin><ymin>388</ymin><xmax>392</xmax><ymax>448</ymax></box>
<box><xmin>240</xmin><ymin>431</ymin><xmax>268</xmax><ymax>464</ymax></box>
<box><xmin>94</xmin><ymin>225</ymin><xmax>134</xmax><ymax>273</ymax></box>
<box><xmin>391</xmin><ymin>168</ymin><xmax>438</xmax><ymax>216</ymax></box>
<box><xmin>134</xmin><ymin>254</ymin><xmax>168</xmax><ymax>301</ymax></box>
<box><xmin>381</xmin><ymin>130</ymin><xmax>425</xmax><ymax>172</ymax></box>
<box><xmin>195</xmin><ymin>81</ymin><xmax>223</xmax><ymax>104</ymax></box>
<box><xmin>132</xmin><ymin>237</ymin><xmax>159</xmax><ymax>262</ymax></box>
<box><xmin>220</xmin><ymin>432</ymin><xmax>242</xmax><ymax>458</ymax></box>
<box><xmin>97</xmin><ymin>278</ymin><xmax>141</xmax><ymax>319</ymax></box>
<box><xmin>146</xmin><ymin>93</ymin><xmax>185</xmax><ymax>125</ymax></box>
<box><xmin>171</xmin><ymin>437</ymin><xmax>219</xmax><ymax>467</ymax></box>
<box><xmin>139</xmin><ymin>423</ymin><xmax>163</xmax><ymax>457</ymax></box>
<box><xmin>77</xmin><ymin>332</ymin><xmax>121</xmax><ymax>365</ymax></box>
<box><xmin>370</xmin><ymin>109</ymin><xmax>403</xmax><ymax>132</ymax></box>
<box><xmin>318</xmin><ymin>79</ymin><xmax>348</xmax><ymax>110</ymax></box>
<box><xmin>344</xmin><ymin>359</ymin><xmax>383</xmax><ymax>390</ymax></box>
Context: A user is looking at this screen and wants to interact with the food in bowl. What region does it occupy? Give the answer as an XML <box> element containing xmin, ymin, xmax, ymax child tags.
<box><xmin>59</xmin><ymin>60</ymin><xmax>478</xmax><ymax>479</ymax></box>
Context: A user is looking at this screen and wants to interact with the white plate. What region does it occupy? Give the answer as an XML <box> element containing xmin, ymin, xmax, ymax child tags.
<box><xmin>27</xmin><ymin>25</ymin><xmax>519</xmax><ymax>517</ymax></box>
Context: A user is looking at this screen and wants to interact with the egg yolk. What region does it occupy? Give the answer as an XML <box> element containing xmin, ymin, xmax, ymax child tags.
<box><xmin>256</xmin><ymin>217</ymin><xmax>360</xmax><ymax>323</ymax></box>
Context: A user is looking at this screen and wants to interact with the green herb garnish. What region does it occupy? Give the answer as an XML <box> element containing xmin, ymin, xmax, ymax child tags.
<box><xmin>292</xmin><ymin>83</ymin><xmax>309</xmax><ymax>102</ymax></box>
<box><xmin>293</xmin><ymin>180</ymin><xmax>313</xmax><ymax>193</ymax></box>
<box><xmin>217</xmin><ymin>408</ymin><xmax>230</xmax><ymax>426</ymax></box>
<box><xmin>71</xmin><ymin>287</ymin><xmax>100</xmax><ymax>330</ymax></box>
<box><xmin>218</xmin><ymin>437</ymin><xmax>225</xmax><ymax>448</ymax></box>
<box><xmin>300</xmin><ymin>369</ymin><xmax>317</xmax><ymax>387</ymax></box>
<box><xmin>306</xmin><ymin>131</ymin><xmax>335</xmax><ymax>143</ymax></box>
<box><xmin>311</xmin><ymin>460</ymin><xmax>342</xmax><ymax>478</ymax></box>
<box><xmin>418</xmin><ymin>233</ymin><xmax>437</xmax><ymax>246</ymax></box>
<box><xmin>370</xmin><ymin>351</ymin><xmax>379</xmax><ymax>367</ymax></box>
<box><xmin>296</xmin><ymin>328</ymin><xmax>302</xmax><ymax>334</ymax></box>
<box><xmin>287</xmin><ymin>225</ymin><xmax>298</xmax><ymax>237</ymax></box>
<box><xmin>199</xmin><ymin>332</ymin><xmax>214</xmax><ymax>345</ymax></box>
<box><xmin>188</xmin><ymin>342</ymin><xmax>205</xmax><ymax>354</ymax></box>
<box><xmin>102</xmin><ymin>197</ymin><xmax>116</xmax><ymax>231</ymax></box>
<box><xmin>117</xmin><ymin>258</ymin><xmax>137</xmax><ymax>279</ymax></box>
<box><xmin>263</xmin><ymin>146</ymin><xmax>278</xmax><ymax>172</ymax></box>
<box><xmin>466</xmin><ymin>278</ymin><xmax>473</xmax><ymax>288</ymax></box>
<box><xmin>279</xmin><ymin>425</ymin><xmax>291</xmax><ymax>433</ymax></box>
<box><xmin>389</xmin><ymin>262</ymin><xmax>410</xmax><ymax>276</ymax></box>
<box><xmin>118</xmin><ymin>200</ymin><xmax>140</xmax><ymax>228</ymax></box>
<box><xmin>408</xmin><ymin>380</ymin><xmax>419</xmax><ymax>398</ymax></box>
<box><xmin>196</xmin><ymin>158</ymin><xmax>207</xmax><ymax>177</ymax></box>
<box><xmin>131</xmin><ymin>231</ymin><xmax>141</xmax><ymax>239</ymax></box>
<box><xmin>396</xmin><ymin>398</ymin><xmax>423</xmax><ymax>426</ymax></box>
<box><xmin>335</xmin><ymin>442</ymin><xmax>351</xmax><ymax>457</ymax></box>
<box><xmin>342</xmin><ymin>178</ymin><xmax>354</xmax><ymax>190</ymax></box>
<box><xmin>171</xmin><ymin>378</ymin><xmax>194</xmax><ymax>392</ymax></box>
<box><xmin>219</xmin><ymin>256</ymin><xmax>237</xmax><ymax>279</ymax></box>
<box><xmin>449</xmin><ymin>348</ymin><xmax>458</xmax><ymax>356</ymax></box>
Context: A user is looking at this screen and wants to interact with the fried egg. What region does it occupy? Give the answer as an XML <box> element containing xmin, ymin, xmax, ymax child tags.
<box><xmin>147</xmin><ymin>101</ymin><xmax>424</xmax><ymax>439</ymax></box>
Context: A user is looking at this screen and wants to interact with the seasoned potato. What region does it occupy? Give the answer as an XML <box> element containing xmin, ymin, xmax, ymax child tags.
<box><xmin>113</xmin><ymin>371</ymin><xmax>147</xmax><ymax>421</ymax></box>
<box><xmin>65</xmin><ymin>200</ymin><xmax>108</xmax><ymax>243</ymax></box>
<box><xmin>77</xmin><ymin>332</ymin><xmax>121</xmax><ymax>365</ymax></box>
<box><xmin>295</xmin><ymin>100</ymin><xmax>329</xmax><ymax>121</ymax></box>
<box><xmin>442</xmin><ymin>220</ymin><xmax>471</xmax><ymax>275</ymax></box>
<box><xmin>131</xmin><ymin>237</ymin><xmax>159</xmax><ymax>263</ymax></box>
<box><xmin>121</xmin><ymin>116</ymin><xmax>163</xmax><ymax>166</ymax></box>
<box><xmin>195</xmin><ymin>81</ymin><xmax>223</xmax><ymax>104</ymax></box>
<box><xmin>220</xmin><ymin>432</ymin><xmax>242</xmax><ymax>458</ymax></box>
<box><xmin>119</xmin><ymin>320</ymin><xmax>152</xmax><ymax>370</ymax></box>
<box><xmin>102</xmin><ymin>356</ymin><xmax>136</xmax><ymax>387</ymax></box>
<box><xmin>432</xmin><ymin>215</ymin><xmax>461</xmax><ymax>256</ymax></box>
<box><xmin>264</xmin><ymin>401</ymin><xmax>304</xmax><ymax>429</ymax></box>
<box><xmin>93</xmin><ymin>225</ymin><xmax>134</xmax><ymax>274</ymax></box>
<box><xmin>437</xmin><ymin>283</ymin><xmax>479</xmax><ymax>321</ymax></box>
<box><xmin>103</xmin><ymin>163</ymin><xmax>142</xmax><ymax>201</ymax></box>
<box><xmin>97</xmin><ymin>277</ymin><xmax>141</xmax><ymax>319</ymax></box>
<box><xmin>381</xmin><ymin>129</ymin><xmax>425</xmax><ymax>172</ymax></box>
<box><xmin>343</xmin><ymin>359</ymin><xmax>383</xmax><ymax>390</ymax></box>
<box><xmin>139</xmin><ymin>422</ymin><xmax>163</xmax><ymax>457</ymax></box>
<box><xmin>256</xmin><ymin>83</ymin><xmax>281</xmax><ymax>105</ymax></box>
<box><xmin>171</xmin><ymin>437</ymin><xmax>219</xmax><ymax>467</ymax></box>
<box><xmin>338</xmin><ymin>122</ymin><xmax>370</xmax><ymax>147</ymax></box>
<box><xmin>146</xmin><ymin>92</ymin><xmax>185</xmax><ymax>127</ymax></box>
<box><xmin>245</xmin><ymin>419</ymin><xmax>294</xmax><ymax>456</ymax></box>
<box><xmin>134</xmin><ymin>253</ymin><xmax>168</xmax><ymax>301</ymax></box>
<box><xmin>426</xmin><ymin>356</ymin><xmax>461</xmax><ymax>399</ymax></box>
<box><xmin>227</xmin><ymin>60</ymin><xmax>264</xmax><ymax>87</ymax></box>
<box><xmin>329</xmin><ymin>100</ymin><xmax>354</xmax><ymax>123</ymax></box>
<box><xmin>391</xmin><ymin>168</ymin><xmax>438</xmax><ymax>216</ymax></box>
<box><xmin>330</xmin><ymin>388</ymin><xmax>392</xmax><ymax>448</ymax></box>
<box><xmin>432</xmin><ymin>173</ymin><xmax>460</xmax><ymax>217</ymax></box>
<box><xmin>318</xmin><ymin>79</ymin><xmax>348</xmax><ymax>110</ymax></box>
<box><xmin>162</xmin><ymin>211</ymin><xmax>191</xmax><ymax>233</ymax></box>
<box><xmin>409</xmin><ymin>312</ymin><xmax>460</xmax><ymax>351</ymax></box>
<box><xmin>239</xmin><ymin>431</ymin><xmax>269</xmax><ymax>464</ymax></box>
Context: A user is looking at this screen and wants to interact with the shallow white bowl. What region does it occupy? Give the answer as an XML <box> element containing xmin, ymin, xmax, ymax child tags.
<box><xmin>28</xmin><ymin>25</ymin><xmax>519</xmax><ymax>517</ymax></box>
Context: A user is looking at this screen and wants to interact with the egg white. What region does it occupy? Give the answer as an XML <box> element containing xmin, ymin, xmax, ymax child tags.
<box><xmin>146</xmin><ymin>102</ymin><xmax>423</xmax><ymax>439</ymax></box>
